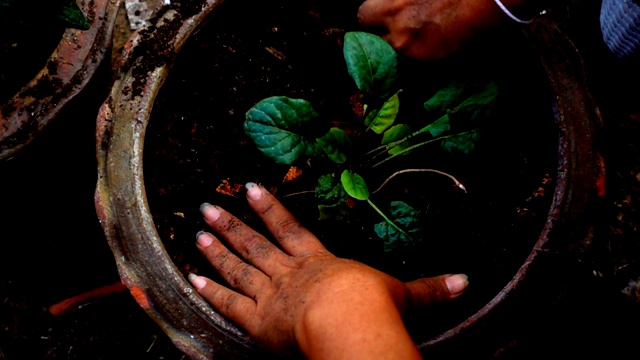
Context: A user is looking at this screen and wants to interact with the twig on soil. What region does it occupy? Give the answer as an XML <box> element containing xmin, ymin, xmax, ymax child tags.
<box><xmin>146</xmin><ymin>335</ymin><xmax>158</xmax><ymax>352</ymax></box>
<box><xmin>371</xmin><ymin>169</ymin><xmax>467</xmax><ymax>195</ymax></box>
<box><xmin>278</xmin><ymin>190</ymin><xmax>316</xmax><ymax>198</ymax></box>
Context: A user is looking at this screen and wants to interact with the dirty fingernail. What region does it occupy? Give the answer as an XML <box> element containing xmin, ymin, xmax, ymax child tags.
<box><xmin>188</xmin><ymin>273</ymin><xmax>206</xmax><ymax>290</ymax></box>
<box><xmin>245</xmin><ymin>182</ymin><xmax>262</xmax><ymax>200</ymax></box>
<box><xmin>445</xmin><ymin>274</ymin><xmax>468</xmax><ymax>296</ymax></box>
<box><xmin>196</xmin><ymin>231</ymin><xmax>213</xmax><ymax>247</ymax></box>
<box><xmin>200</xmin><ymin>203</ymin><xmax>220</xmax><ymax>221</ymax></box>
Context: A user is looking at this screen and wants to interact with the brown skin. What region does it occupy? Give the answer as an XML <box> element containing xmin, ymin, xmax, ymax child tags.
<box><xmin>190</xmin><ymin>183</ymin><xmax>468</xmax><ymax>358</ymax></box>
<box><xmin>357</xmin><ymin>0</ymin><xmax>542</xmax><ymax>61</ymax></box>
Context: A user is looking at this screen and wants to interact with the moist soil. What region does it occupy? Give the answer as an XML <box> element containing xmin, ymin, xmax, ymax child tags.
<box><xmin>0</xmin><ymin>8</ymin><xmax>67</xmax><ymax>104</ymax></box>
<box><xmin>143</xmin><ymin>0</ymin><xmax>557</xmax><ymax>347</ymax></box>
<box><xmin>1</xmin><ymin>0</ymin><xmax>640</xmax><ymax>359</ymax></box>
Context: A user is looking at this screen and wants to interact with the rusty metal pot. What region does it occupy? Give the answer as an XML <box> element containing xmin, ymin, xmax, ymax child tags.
<box><xmin>0</xmin><ymin>0</ymin><xmax>121</xmax><ymax>161</ymax></box>
<box><xmin>94</xmin><ymin>2</ymin><xmax>603</xmax><ymax>359</ymax></box>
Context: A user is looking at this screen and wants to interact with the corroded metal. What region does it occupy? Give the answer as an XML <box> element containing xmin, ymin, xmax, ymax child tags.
<box><xmin>95</xmin><ymin>7</ymin><xmax>603</xmax><ymax>360</ymax></box>
<box><xmin>0</xmin><ymin>0</ymin><xmax>122</xmax><ymax>161</ymax></box>
<box><xmin>94</xmin><ymin>1</ymin><xmax>267</xmax><ymax>359</ymax></box>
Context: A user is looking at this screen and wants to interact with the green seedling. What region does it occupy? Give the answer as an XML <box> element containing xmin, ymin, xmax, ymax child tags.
<box><xmin>244</xmin><ymin>31</ymin><xmax>499</xmax><ymax>252</ymax></box>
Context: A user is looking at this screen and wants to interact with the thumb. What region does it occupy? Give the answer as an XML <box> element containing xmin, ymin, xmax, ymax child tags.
<box><xmin>405</xmin><ymin>274</ymin><xmax>468</xmax><ymax>309</ymax></box>
<box><xmin>357</xmin><ymin>0</ymin><xmax>391</xmax><ymax>27</ymax></box>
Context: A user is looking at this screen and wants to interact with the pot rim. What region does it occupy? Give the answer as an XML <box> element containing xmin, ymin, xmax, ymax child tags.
<box><xmin>94</xmin><ymin>3</ymin><xmax>602</xmax><ymax>359</ymax></box>
<box><xmin>0</xmin><ymin>0</ymin><xmax>121</xmax><ymax>161</ymax></box>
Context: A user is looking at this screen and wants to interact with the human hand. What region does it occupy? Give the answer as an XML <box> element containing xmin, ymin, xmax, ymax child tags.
<box><xmin>357</xmin><ymin>0</ymin><xmax>532</xmax><ymax>61</ymax></box>
<box><xmin>188</xmin><ymin>182</ymin><xmax>468</xmax><ymax>358</ymax></box>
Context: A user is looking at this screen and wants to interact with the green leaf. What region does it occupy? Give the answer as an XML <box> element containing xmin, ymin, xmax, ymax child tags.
<box><xmin>316</xmin><ymin>128</ymin><xmax>351</xmax><ymax>164</ymax></box>
<box><xmin>244</xmin><ymin>96</ymin><xmax>321</xmax><ymax>164</ymax></box>
<box><xmin>374</xmin><ymin>201</ymin><xmax>423</xmax><ymax>252</ymax></box>
<box><xmin>59</xmin><ymin>0</ymin><xmax>90</xmax><ymax>30</ymax></box>
<box><xmin>441</xmin><ymin>130</ymin><xmax>480</xmax><ymax>153</ymax></box>
<box><xmin>423</xmin><ymin>79</ymin><xmax>476</xmax><ymax>118</ymax></box>
<box><xmin>425</xmin><ymin>114</ymin><xmax>451</xmax><ymax>138</ymax></box>
<box><xmin>382</xmin><ymin>124</ymin><xmax>412</xmax><ymax>155</ymax></box>
<box><xmin>365</xmin><ymin>93</ymin><xmax>400</xmax><ymax>134</ymax></box>
<box><xmin>340</xmin><ymin>170</ymin><xmax>370</xmax><ymax>200</ymax></box>
<box><xmin>450</xmin><ymin>81</ymin><xmax>498</xmax><ymax>123</ymax></box>
<box><xmin>315</xmin><ymin>174</ymin><xmax>350</xmax><ymax>220</ymax></box>
<box><xmin>343</xmin><ymin>31</ymin><xmax>399</xmax><ymax>100</ymax></box>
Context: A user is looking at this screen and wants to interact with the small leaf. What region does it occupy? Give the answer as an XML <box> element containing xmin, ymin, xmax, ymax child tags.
<box><xmin>382</xmin><ymin>124</ymin><xmax>412</xmax><ymax>155</ymax></box>
<box><xmin>343</xmin><ymin>32</ymin><xmax>399</xmax><ymax>100</ymax></box>
<box><xmin>441</xmin><ymin>130</ymin><xmax>480</xmax><ymax>153</ymax></box>
<box><xmin>374</xmin><ymin>201</ymin><xmax>423</xmax><ymax>252</ymax></box>
<box><xmin>340</xmin><ymin>170</ymin><xmax>370</xmax><ymax>200</ymax></box>
<box><xmin>425</xmin><ymin>114</ymin><xmax>451</xmax><ymax>138</ymax></box>
<box><xmin>316</xmin><ymin>128</ymin><xmax>351</xmax><ymax>164</ymax></box>
<box><xmin>59</xmin><ymin>0</ymin><xmax>90</xmax><ymax>30</ymax></box>
<box><xmin>244</xmin><ymin>96</ymin><xmax>321</xmax><ymax>164</ymax></box>
<box><xmin>365</xmin><ymin>93</ymin><xmax>399</xmax><ymax>134</ymax></box>
<box><xmin>315</xmin><ymin>174</ymin><xmax>349</xmax><ymax>220</ymax></box>
<box><xmin>450</xmin><ymin>81</ymin><xmax>498</xmax><ymax>123</ymax></box>
<box><xmin>423</xmin><ymin>79</ymin><xmax>476</xmax><ymax>118</ymax></box>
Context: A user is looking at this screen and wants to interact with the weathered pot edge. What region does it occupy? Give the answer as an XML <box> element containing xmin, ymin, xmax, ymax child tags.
<box><xmin>419</xmin><ymin>16</ymin><xmax>603</xmax><ymax>355</ymax></box>
<box><xmin>0</xmin><ymin>0</ymin><xmax>121</xmax><ymax>161</ymax></box>
<box><xmin>95</xmin><ymin>7</ymin><xmax>603</xmax><ymax>360</ymax></box>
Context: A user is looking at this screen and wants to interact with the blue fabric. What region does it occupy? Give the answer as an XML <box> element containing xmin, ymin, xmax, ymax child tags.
<box><xmin>600</xmin><ymin>0</ymin><xmax>640</xmax><ymax>60</ymax></box>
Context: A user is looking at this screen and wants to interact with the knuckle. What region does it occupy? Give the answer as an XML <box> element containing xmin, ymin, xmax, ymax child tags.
<box><xmin>218</xmin><ymin>217</ymin><xmax>242</xmax><ymax>234</ymax></box>
<box><xmin>225</xmin><ymin>260</ymin><xmax>248</xmax><ymax>280</ymax></box>
<box><xmin>276</xmin><ymin>218</ymin><xmax>302</xmax><ymax>236</ymax></box>
<box><xmin>209</xmin><ymin>248</ymin><xmax>230</xmax><ymax>266</ymax></box>
<box><xmin>239</xmin><ymin>234</ymin><xmax>272</xmax><ymax>259</ymax></box>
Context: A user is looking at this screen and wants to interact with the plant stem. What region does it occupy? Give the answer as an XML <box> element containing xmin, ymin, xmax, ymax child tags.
<box><xmin>372</xmin><ymin>130</ymin><xmax>474</xmax><ymax>168</ymax></box>
<box><xmin>364</xmin><ymin>114</ymin><xmax>448</xmax><ymax>161</ymax></box>
<box><xmin>366</xmin><ymin>199</ymin><xmax>411</xmax><ymax>239</ymax></box>
<box><xmin>278</xmin><ymin>190</ymin><xmax>316</xmax><ymax>199</ymax></box>
<box><xmin>364</xmin><ymin>122</ymin><xmax>429</xmax><ymax>157</ymax></box>
<box><xmin>371</xmin><ymin>169</ymin><xmax>467</xmax><ymax>194</ymax></box>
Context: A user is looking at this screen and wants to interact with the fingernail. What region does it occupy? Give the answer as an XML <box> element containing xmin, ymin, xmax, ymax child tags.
<box><xmin>445</xmin><ymin>274</ymin><xmax>469</xmax><ymax>296</ymax></box>
<box><xmin>245</xmin><ymin>182</ymin><xmax>262</xmax><ymax>200</ymax></box>
<box><xmin>199</xmin><ymin>202</ymin><xmax>220</xmax><ymax>221</ymax></box>
<box><xmin>196</xmin><ymin>231</ymin><xmax>213</xmax><ymax>247</ymax></box>
<box><xmin>188</xmin><ymin>273</ymin><xmax>206</xmax><ymax>290</ymax></box>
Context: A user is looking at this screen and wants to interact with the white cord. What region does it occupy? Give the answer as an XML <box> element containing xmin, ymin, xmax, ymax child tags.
<box><xmin>493</xmin><ymin>0</ymin><xmax>534</xmax><ymax>24</ymax></box>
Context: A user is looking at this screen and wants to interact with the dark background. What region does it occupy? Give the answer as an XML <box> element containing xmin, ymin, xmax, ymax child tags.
<box><xmin>1</xmin><ymin>0</ymin><xmax>639</xmax><ymax>359</ymax></box>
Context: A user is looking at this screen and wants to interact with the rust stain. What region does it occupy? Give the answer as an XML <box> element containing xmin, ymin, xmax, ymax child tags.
<box><xmin>48</xmin><ymin>281</ymin><xmax>127</xmax><ymax>316</ymax></box>
<box><xmin>129</xmin><ymin>285</ymin><xmax>151</xmax><ymax>309</ymax></box>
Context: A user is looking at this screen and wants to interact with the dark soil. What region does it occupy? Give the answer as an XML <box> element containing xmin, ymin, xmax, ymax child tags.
<box><xmin>143</xmin><ymin>0</ymin><xmax>557</xmax><ymax>347</ymax></box>
<box><xmin>0</xmin><ymin>9</ymin><xmax>67</xmax><ymax>104</ymax></box>
<box><xmin>1</xmin><ymin>0</ymin><xmax>639</xmax><ymax>359</ymax></box>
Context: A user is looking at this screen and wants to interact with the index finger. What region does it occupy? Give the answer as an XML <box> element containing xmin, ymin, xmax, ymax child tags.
<box><xmin>244</xmin><ymin>182</ymin><xmax>326</xmax><ymax>256</ymax></box>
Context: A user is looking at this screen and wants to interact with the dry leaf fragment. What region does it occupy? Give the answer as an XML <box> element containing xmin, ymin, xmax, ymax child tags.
<box><xmin>265</xmin><ymin>46</ymin><xmax>286</xmax><ymax>61</ymax></box>
<box><xmin>283</xmin><ymin>166</ymin><xmax>303</xmax><ymax>184</ymax></box>
<box><xmin>216</xmin><ymin>179</ymin><xmax>243</xmax><ymax>196</ymax></box>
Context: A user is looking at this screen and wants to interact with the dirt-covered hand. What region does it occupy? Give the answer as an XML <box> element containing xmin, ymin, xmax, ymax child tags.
<box><xmin>357</xmin><ymin>0</ymin><xmax>521</xmax><ymax>61</ymax></box>
<box><xmin>189</xmin><ymin>182</ymin><xmax>468</xmax><ymax>358</ymax></box>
